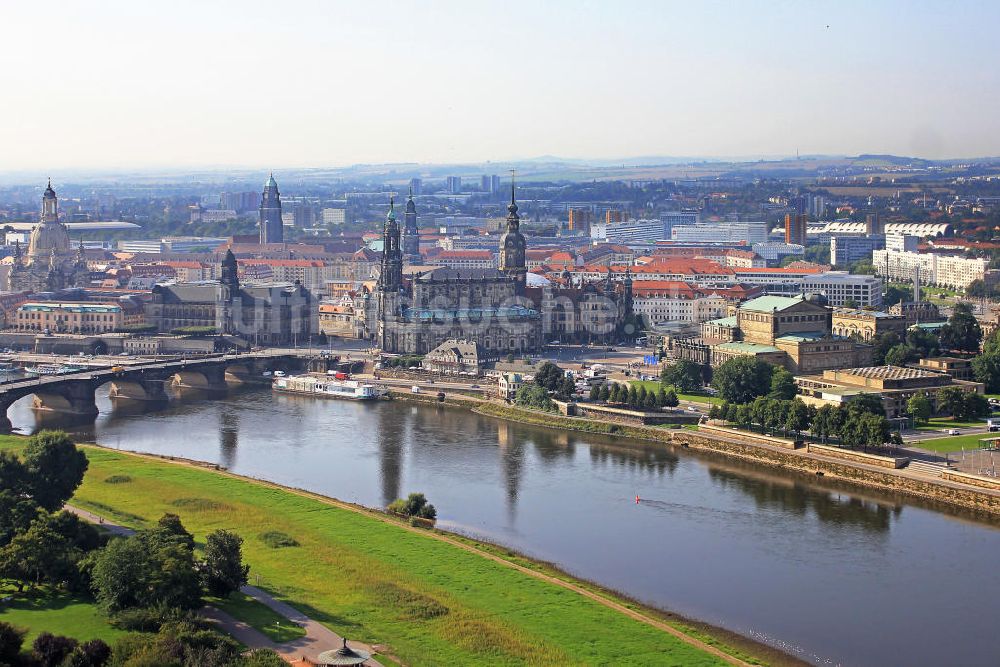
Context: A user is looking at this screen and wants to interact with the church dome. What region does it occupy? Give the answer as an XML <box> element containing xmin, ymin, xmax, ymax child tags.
<box><xmin>28</xmin><ymin>220</ymin><xmax>71</xmax><ymax>260</ymax></box>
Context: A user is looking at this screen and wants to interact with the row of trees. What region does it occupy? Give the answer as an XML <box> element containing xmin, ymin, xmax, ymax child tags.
<box><xmin>907</xmin><ymin>387</ymin><xmax>991</xmax><ymax>424</ymax></box>
<box><xmin>710</xmin><ymin>393</ymin><xmax>900</xmax><ymax>450</ymax></box>
<box><xmin>589</xmin><ymin>383</ymin><xmax>679</xmax><ymax>410</ymax></box>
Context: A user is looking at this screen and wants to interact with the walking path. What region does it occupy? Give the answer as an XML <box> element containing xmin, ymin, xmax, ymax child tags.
<box><xmin>65</xmin><ymin>504</ymin><xmax>382</xmax><ymax>666</ymax></box>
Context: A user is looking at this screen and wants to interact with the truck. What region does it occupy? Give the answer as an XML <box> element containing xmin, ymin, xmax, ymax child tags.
<box><xmin>988</xmin><ymin>418</ymin><xmax>1000</xmax><ymax>433</ymax></box>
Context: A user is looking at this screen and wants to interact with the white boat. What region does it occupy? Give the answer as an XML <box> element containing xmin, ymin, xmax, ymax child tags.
<box><xmin>272</xmin><ymin>374</ymin><xmax>384</xmax><ymax>401</ymax></box>
<box><xmin>24</xmin><ymin>363</ymin><xmax>86</xmax><ymax>377</ymax></box>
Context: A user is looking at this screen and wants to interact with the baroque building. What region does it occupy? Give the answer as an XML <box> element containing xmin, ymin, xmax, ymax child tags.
<box><xmin>373</xmin><ymin>189</ymin><xmax>541</xmax><ymax>354</ymax></box>
<box><xmin>259</xmin><ymin>173</ymin><xmax>283</xmax><ymax>244</ymax></box>
<box><xmin>10</xmin><ymin>181</ymin><xmax>88</xmax><ymax>293</ymax></box>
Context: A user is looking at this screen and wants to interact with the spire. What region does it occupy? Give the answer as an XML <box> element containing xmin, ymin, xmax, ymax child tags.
<box><xmin>508</xmin><ymin>169</ymin><xmax>518</xmax><ymax>218</ymax></box>
<box><xmin>387</xmin><ymin>195</ymin><xmax>396</xmax><ymax>222</ymax></box>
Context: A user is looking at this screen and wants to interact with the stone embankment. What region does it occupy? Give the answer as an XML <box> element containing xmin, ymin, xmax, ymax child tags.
<box><xmin>456</xmin><ymin>399</ymin><xmax>1000</xmax><ymax>516</ymax></box>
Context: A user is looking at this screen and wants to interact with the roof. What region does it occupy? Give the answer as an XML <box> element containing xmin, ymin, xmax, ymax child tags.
<box><xmin>403</xmin><ymin>305</ymin><xmax>539</xmax><ymax>321</ymax></box>
<box><xmin>910</xmin><ymin>321</ymin><xmax>948</xmax><ymax>330</ymax></box>
<box><xmin>774</xmin><ymin>332</ymin><xmax>829</xmax><ymax>342</ymax></box>
<box><xmin>418</xmin><ymin>267</ymin><xmax>506</xmax><ymax>281</ymax></box>
<box><xmin>714</xmin><ymin>341</ymin><xmax>781</xmax><ymax>354</ymax></box>
<box><xmin>20</xmin><ymin>302</ymin><xmax>121</xmax><ymax>313</ymax></box>
<box><xmin>738</xmin><ymin>294</ymin><xmax>808</xmax><ymax>313</ymax></box>
<box><xmin>705</xmin><ymin>315</ymin><xmax>737</xmax><ymax>327</ymax></box>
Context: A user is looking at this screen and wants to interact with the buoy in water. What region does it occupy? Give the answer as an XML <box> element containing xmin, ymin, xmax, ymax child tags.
<box><xmin>635</xmin><ymin>495</ymin><xmax>640</xmax><ymax>504</ymax></box>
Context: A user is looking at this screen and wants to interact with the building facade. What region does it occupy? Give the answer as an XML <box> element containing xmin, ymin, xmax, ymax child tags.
<box><xmin>10</xmin><ymin>182</ymin><xmax>89</xmax><ymax>293</ymax></box>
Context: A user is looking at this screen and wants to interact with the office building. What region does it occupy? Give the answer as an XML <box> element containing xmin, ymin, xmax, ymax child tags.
<box><xmin>830</xmin><ymin>235</ymin><xmax>885</xmax><ymax>266</ymax></box>
<box><xmin>800</xmin><ymin>271</ymin><xmax>883</xmax><ymax>308</ymax></box>
<box><xmin>784</xmin><ymin>213</ymin><xmax>807</xmax><ymax>246</ymax></box>
<box><xmin>446</xmin><ymin>176</ymin><xmax>462</xmax><ymax>194</ymax></box>
<box><xmin>409</xmin><ymin>178</ymin><xmax>423</xmax><ymax>196</ymax></box>
<box><xmin>885</xmin><ymin>233</ymin><xmax>919</xmax><ymax>253</ymax></box>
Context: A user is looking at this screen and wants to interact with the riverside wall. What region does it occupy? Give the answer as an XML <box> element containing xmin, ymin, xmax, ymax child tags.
<box><xmin>452</xmin><ymin>398</ymin><xmax>1000</xmax><ymax>517</ymax></box>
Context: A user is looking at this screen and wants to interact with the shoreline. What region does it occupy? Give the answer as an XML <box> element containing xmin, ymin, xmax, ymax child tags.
<box><xmin>391</xmin><ymin>393</ymin><xmax>1000</xmax><ymax>519</ymax></box>
<box><xmin>72</xmin><ymin>439</ymin><xmax>807</xmax><ymax>667</ymax></box>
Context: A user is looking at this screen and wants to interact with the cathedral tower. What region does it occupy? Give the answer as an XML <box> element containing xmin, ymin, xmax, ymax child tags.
<box><xmin>259</xmin><ymin>173</ymin><xmax>283</xmax><ymax>244</ymax></box>
<box><xmin>402</xmin><ymin>186</ymin><xmax>420</xmax><ymax>265</ymax></box>
<box><xmin>378</xmin><ymin>197</ymin><xmax>403</xmax><ymax>292</ymax></box>
<box><xmin>498</xmin><ymin>177</ymin><xmax>527</xmax><ymax>294</ymax></box>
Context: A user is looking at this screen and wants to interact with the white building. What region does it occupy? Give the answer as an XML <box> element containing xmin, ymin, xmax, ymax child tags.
<box><xmin>632</xmin><ymin>286</ymin><xmax>729</xmax><ymax>326</ymax></box>
<box><xmin>752</xmin><ymin>242</ymin><xmax>805</xmax><ymax>262</ymax></box>
<box><xmin>672</xmin><ymin>221</ymin><xmax>769</xmax><ymax>244</ymax></box>
<box><xmin>322</xmin><ymin>208</ymin><xmax>347</xmax><ymax>225</ymax></box>
<box><xmin>885</xmin><ymin>233</ymin><xmax>919</xmax><ymax>253</ymax></box>
<box><xmin>800</xmin><ymin>271</ymin><xmax>883</xmax><ymax>308</ymax></box>
<box><xmin>593</xmin><ymin>218</ymin><xmax>667</xmax><ymax>244</ymax></box>
<box><xmin>873</xmin><ymin>249</ymin><xmax>992</xmax><ymax>291</ymax></box>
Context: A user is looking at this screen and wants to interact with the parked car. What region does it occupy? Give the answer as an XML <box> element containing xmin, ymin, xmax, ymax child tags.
<box><xmin>947</xmin><ymin>429</ymin><xmax>961</xmax><ymax>436</ymax></box>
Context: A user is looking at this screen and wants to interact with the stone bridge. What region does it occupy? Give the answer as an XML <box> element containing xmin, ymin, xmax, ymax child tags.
<box><xmin>0</xmin><ymin>351</ymin><xmax>320</xmax><ymax>431</ymax></box>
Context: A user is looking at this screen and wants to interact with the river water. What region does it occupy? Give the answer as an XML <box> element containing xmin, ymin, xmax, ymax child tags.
<box><xmin>10</xmin><ymin>387</ymin><xmax>1000</xmax><ymax>667</ymax></box>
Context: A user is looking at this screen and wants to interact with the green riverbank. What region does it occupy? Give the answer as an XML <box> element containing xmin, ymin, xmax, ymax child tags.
<box><xmin>0</xmin><ymin>436</ymin><xmax>793</xmax><ymax>667</ymax></box>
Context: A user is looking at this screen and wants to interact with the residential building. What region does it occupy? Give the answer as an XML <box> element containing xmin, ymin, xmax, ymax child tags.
<box><xmin>873</xmin><ymin>249</ymin><xmax>995</xmax><ymax>290</ymax></box>
<box><xmin>672</xmin><ymin>221</ymin><xmax>769</xmax><ymax>244</ymax></box>
<box><xmin>784</xmin><ymin>213</ymin><xmax>807</xmax><ymax>246</ymax></box>
<box><xmin>446</xmin><ymin>176</ymin><xmax>462</xmax><ymax>194</ymax></box>
<box><xmin>830</xmin><ymin>235</ymin><xmax>885</xmax><ymax>266</ymax></box>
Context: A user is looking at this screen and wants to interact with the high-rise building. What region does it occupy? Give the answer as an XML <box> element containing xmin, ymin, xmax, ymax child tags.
<box><xmin>409</xmin><ymin>178</ymin><xmax>423</xmax><ymax>196</ymax></box>
<box><xmin>784</xmin><ymin>213</ymin><xmax>807</xmax><ymax>246</ymax></box>
<box><xmin>220</xmin><ymin>191</ymin><xmax>260</xmax><ymax>213</ymax></box>
<box><xmin>567</xmin><ymin>208</ymin><xmax>594</xmax><ymax>233</ymax></box>
<box><xmin>490</xmin><ymin>174</ymin><xmax>501</xmax><ymax>194</ymax></box>
<box><xmin>605</xmin><ymin>209</ymin><xmax>625</xmax><ymax>224</ymax></box>
<box><xmin>259</xmin><ymin>173</ymin><xmax>283</xmax><ymax>244</ymax></box>
<box><xmin>446</xmin><ymin>176</ymin><xmax>462</xmax><ymax>194</ymax></box>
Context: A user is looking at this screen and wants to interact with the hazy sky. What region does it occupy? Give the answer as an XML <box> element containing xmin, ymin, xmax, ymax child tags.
<box><xmin>3</xmin><ymin>0</ymin><xmax>1000</xmax><ymax>170</ymax></box>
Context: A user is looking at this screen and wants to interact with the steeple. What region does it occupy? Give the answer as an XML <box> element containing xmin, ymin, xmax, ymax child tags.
<box><xmin>402</xmin><ymin>187</ymin><xmax>420</xmax><ymax>265</ymax></box>
<box><xmin>379</xmin><ymin>196</ymin><xmax>403</xmax><ymax>292</ymax></box>
<box><xmin>41</xmin><ymin>179</ymin><xmax>58</xmax><ymax>223</ymax></box>
<box><xmin>221</xmin><ymin>248</ymin><xmax>239</xmax><ymax>293</ymax></box>
<box><xmin>498</xmin><ymin>171</ymin><xmax>527</xmax><ymax>294</ymax></box>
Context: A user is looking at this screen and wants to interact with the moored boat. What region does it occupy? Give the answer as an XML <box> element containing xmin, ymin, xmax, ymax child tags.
<box><xmin>272</xmin><ymin>373</ymin><xmax>384</xmax><ymax>401</ymax></box>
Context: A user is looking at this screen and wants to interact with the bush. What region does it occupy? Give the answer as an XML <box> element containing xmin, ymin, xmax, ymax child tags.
<box><xmin>0</xmin><ymin>621</ymin><xmax>26</xmax><ymax>665</ymax></box>
<box><xmin>410</xmin><ymin>516</ymin><xmax>436</xmax><ymax>529</ymax></box>
<box><xmin>259</xmin><ymin>531</ymin><xmax>299</xmax><ymax>548</ymax></box>
<box><xmin>111</xmin><ymin>605</ymin><xmax>189</xmax><ymax>632</ymax></box>
<box><xmin>388</xmin><ymin>493</ymin><xmax>437</xmax><ymax>522</ymax></box>
<box><xmin>64</xmin><ymin>639</ymin><xmax>112</xmax><ymax>667</ymax></box>
<box><xmin>103</xmin><ymin>475</ymin><xmax>131</xmax><ymax>484</ymax></box>
<box><xmin>33</xmin><ymin>632</ymin><xmax>78</xmax><ymax>667</ymax></box>
<box><xmin>170</xmin><ymin>326</ymin><xmax>218</xmax><ymax>336</ymax></box>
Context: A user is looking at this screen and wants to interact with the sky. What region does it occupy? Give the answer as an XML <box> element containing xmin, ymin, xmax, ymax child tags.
<box><xmin>2</xmin><ymin>0</ymin><xmax>1000</xmax><ymax>171</ymax></box>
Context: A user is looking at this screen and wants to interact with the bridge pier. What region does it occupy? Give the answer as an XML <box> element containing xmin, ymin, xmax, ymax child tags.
<box><xmin>171</xmin><ymin>365</ymin><xmax>228</xmax><ymax>392</ymax></box>
<box><xmin>108</xmin><ymin>378</ymin><xmax>169</xmax><ymax>402</ymax></box>
<box><xmin>32</xmin><ymin>380</ymin><xmax>99</xmax><ymax>418</ymax></box>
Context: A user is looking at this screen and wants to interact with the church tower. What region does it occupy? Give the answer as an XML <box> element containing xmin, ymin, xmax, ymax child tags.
<box><xmin>221</xmin><ymin>249</ymin><xmax>239</xmax><ymax>294</ymax></box>
<box><xmin>259</xmin><ymin>173</ymin><xmax>283</xmax><ymax>244</ymax></box>
<box><xmin>377</xmin><ymin>198</ymin><xmax>404</xmax><ymax>350</ymax></box>
<box><xmin>498</xmin><ymin>178</ymin><xmax>527</xmax><ymax>294</ymax></box>
<box><xmin>401</xmin><ymin>187</ymin><xmax>420</xmax><ymax>265</ymax></box>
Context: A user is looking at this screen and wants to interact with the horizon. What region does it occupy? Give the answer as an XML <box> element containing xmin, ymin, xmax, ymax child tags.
<box><xmin>3</xmin><ymin>0</ymin><xmax>1000</xmax><ymax>170</ymax></box>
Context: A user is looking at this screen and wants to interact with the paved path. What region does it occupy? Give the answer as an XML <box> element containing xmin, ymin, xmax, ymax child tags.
<box><xmin>65</xmin><ymin>504</ymin><xmax>381</xmax><ymax>665</ymax></box>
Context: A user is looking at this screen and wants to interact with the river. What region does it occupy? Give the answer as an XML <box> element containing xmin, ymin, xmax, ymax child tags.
<box><xmin>10</xmin><ymin>387</ymin><xmax>1000</xmax><ymax>667</ymax></box>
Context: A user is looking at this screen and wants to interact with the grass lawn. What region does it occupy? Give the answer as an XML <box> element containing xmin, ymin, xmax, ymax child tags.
<box><xmin>0</xmin><ymin>586</ymin><xmax>128</xmax><ymax>644</ymax></box>
<box><xmin>914</xmin><ymin>417</ymin><xmax>987</xmax><ymax>432</ymax></box>
<box><xmin>208</xmin><ymin>592</ymin><xmax>305</xmax><ymax>643</ymax></box>
<box><xmin>630</xmin><ymin>380</ymin><xmax>722</xmax><ymax>405</ymax></box>
<box><xmin>0</xmin><ymin>436</ymin><xmax>735</xmax><ymax>666</ymax></box>
<box><xmin>909</xmin><ymin>433</ymin><xmax>997</xmax><ymax>454</ymax></box>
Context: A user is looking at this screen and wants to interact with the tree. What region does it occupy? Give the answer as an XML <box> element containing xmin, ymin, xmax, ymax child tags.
<box><xmin>643</xmin><ymin>392</ymin><xmax>657</xmax><ymax>410</ymax></box>
<box><xmin>608</xmin><ymin>383</ymin><xmax>620</xmax><ymax>403</ymax></box>
<box><xmin>850</xmin><ymin>259</ymin><xmax>876</xmax><ymax>275</ymax></box>
<box><xmin>533</xmin><ymin>362</ymin><xmax>566</xmax><ymax>392</ymax></box>
<box><xmin>768</xmin><ymin>368</ymin><xmax>798</xmax><ymax>400</ymax></box>
<box><xmin>662</xmin><ymin>388</ymin><xmax>679</xmax><ymax>408</ymax></box>
<box><xmin>33</xmin><ymin>632</ymin><xmax>78</xmax><ymax>667</ymax></box>
<box><xmin>589</xmin><ymin>384</ymin><xmax>600</xmax><ymax>401</ymax></box>
<box><xmin>627</xmin><ymin>386</ymin><xmax>638</xmax><ymax>407</ymax></box>
<box><xmin>557</xmin><ymin>376</ymin><xmax>576</xmax><ymax>400</ymax></box>
<box><xmin>598</xmin><ymin>384</ymin><xmax>610</xmax><ymax>402</ymax></box>
<box><xmin>784</xmin><ymin>400</ymin><xmax>810</xmax><ymax>436</ymax></box>
<box><xmin>884</xmin><ymin>344</ymin><xmax>915</xmax><ymax>367</ymax></box>
<box><xmin>91</xmin><ymin>529</ymin><xmax>202</xmax><ymax>614</ymax></box>
<box><xmin>871</xmin><ymin>332</ymin><xmax>902</xmax><ymax>365</ymax></box>
<box><xmin>939</xmin><ymin>302</ymin><xmax>982</xmax><ymax>353</ymax></box>
<box><xmin>708</xmin><ymin>404</ymin><xmax>721</xmax><ymax>419</ymax></box>
<box><xmin>935</xmin><ymin>386</ymin><xmax>967</xmax><ymax>418</ymax></box>
<box><xmin>884</xmin><ymin>284</ymin><xmax>909</xmax><ymax>307</ymax></box>
<box><xmin>0</xmin><ymin>517</ymin><xmax>75</xmax><ymax>591</ymax></box>
<box><xmin>660</xmin><ymin>360</ymin><xmax>703</xmax><ymax>393</ymax></box>
<box><xmin>860</xmin><ymin>413</ymin><xmax>891</xmax><ymax>450</ymax></box>
<box><xmin>157</xmin><ymin>513</ymin><xmax>195</xmax><ymax>551</ymax></box>
<box><xmin>711</xmin><ymin>357</ymin><xmax>775</xmax><ymax>404</ymax></box>
<box><xmin>202</xmin><ymin>530</ymin><xmax>250</xmax><ymax>598</ymax></box>
<box><xmin>907</xmin><ymin>394</ymin><xmax>932</xmax><ymax>425</ymax></box>
<box><xmin>515</xmin><ymin>384</ymin><xmax>553</xmax><ymax>411</ymax></box>
<box><xmin>972</xmin><ymin>352</ymin><xmax>1000</xmax><ymax>393</ymax></box>
<box><xmin>961</xmin><ymin>392</ymin><xmax>991</xmax><ymax>421</ymax></box>
<box><xmin>657</xmin><ymin>387</ymin><xmax>668</xmax><ymax>407</ymax></box>
<box><xmin>846</xmin><ymin>393</ymin><xmax>886</xmax><ymax>417</ymax></box>
<box><xmin>811</xmin><ymin>404</ymin><xmax>833</xmax><ymax>443</ymax></box>
<box><xmin>906</xmin><ymin>328</ymin><xmax>941</xmax><ymax>358</ymax></box>
<box><xmin>21</xmin><ymin>431</ymin><xmax>88</xmax><ymax>512</ymax></box>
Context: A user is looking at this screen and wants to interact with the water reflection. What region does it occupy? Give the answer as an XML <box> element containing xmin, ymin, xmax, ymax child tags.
<box><xmin>219</xmin><ymin>410</ymin><xmax>239</xmax><ymax>470</ymax></box>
